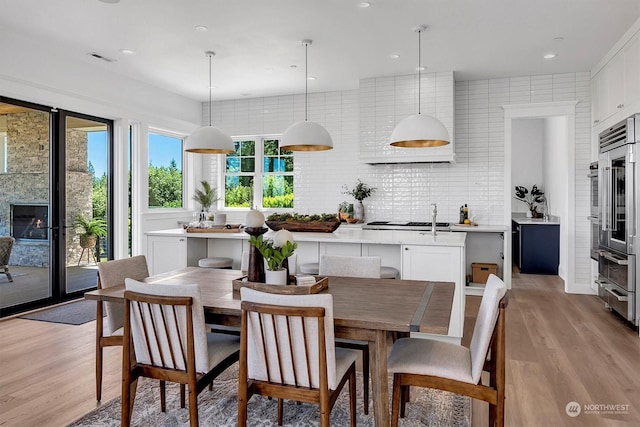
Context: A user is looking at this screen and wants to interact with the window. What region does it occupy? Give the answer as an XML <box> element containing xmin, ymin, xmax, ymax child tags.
<box><xmin>223</xmin><ymin>136</ymin><xmax>294</xmax><ymax>209</ymax></box>
<box><xmin>148</xmin><ymin>131</ymin><xmax>183</xmax><ymax>208</ymax></box>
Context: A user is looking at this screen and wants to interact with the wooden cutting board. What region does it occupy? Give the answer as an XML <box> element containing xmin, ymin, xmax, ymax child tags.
<box><xmin>186</xmin><ymin>226</ymin><xmax>242</xmax><ymax>233</ymax></box>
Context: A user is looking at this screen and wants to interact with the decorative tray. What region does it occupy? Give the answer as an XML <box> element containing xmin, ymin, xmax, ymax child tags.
<box><xmin>186</xmin><ymin>225</ymin><xmax>242</xmax><ymax>233</ymax></box>
<box><xmin>232</xmin><ymin>275</ymin><xmax>329</xmax><ymax>295</ymax></box>
<box><xmin>265</xmin><ymin>220</ymin><xmax>340</xmax><ymax>233</ymax></box>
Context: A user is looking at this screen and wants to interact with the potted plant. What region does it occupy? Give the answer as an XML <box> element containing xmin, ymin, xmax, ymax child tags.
<box><xmin>248</xmin><ymin>229</ymin><xmax>297</xmax><ymax>285</ymax></box>
<box><xmin>514</xmin><ymin>185</ymin><xmax>545</xmax><ymax>218</ymax></box>
<box><xmin>74</xmin><ymin>215</ymin><xmax>107</xmax><ymax>261</ymax></box>
<box><xmin>343</xmin><ymin>179</ymin><xmax>376</xmax><ymax>223</ymax></box>
<box><xmin>192</xmin><ymin>180</ymin><xmax>219</xmax><ymax>221</ymax></box>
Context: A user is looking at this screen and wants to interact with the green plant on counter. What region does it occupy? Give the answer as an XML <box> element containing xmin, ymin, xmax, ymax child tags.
<box><xmin>267</xmin><ymin>212</ymin><xmax>338</xmax><ymax>222</ymax></box>
<box><xmin>514</xmin><ymin>185</ymin><xmax>545</xmax><ymax>217</ymax></box>
<box><xmin>192</xmin><ymin>180</ymin><xmax>219</xmax><ymax>211</ymax></box>
<box><xmin>249</xmin><ymin>234</ymin><xmax>297</xmax><ymax>271</ymax></box>
<box><xmin>343</xmin><ymin>179</ymin><xmax>375</xmax><ymax>201</ymax></box>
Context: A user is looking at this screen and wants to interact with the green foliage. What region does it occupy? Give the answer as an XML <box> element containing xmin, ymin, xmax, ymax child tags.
<box><xmin>148</xmin><ymin>163</ymin><xmax>182</xmax><ymax>207</ymax></box>
<box><xmin>74</xmin><ymin>215</ymin><xmax>107</xmax><ymax>237</ymax></box>
<box><xmin>263</xmin><ymin>194</ymin><xmax>294</xmax><ymax>208</ymax></box>
<box><xmin>514</xmin><ymin>185</ymin><xmax>545</xmax><ymax>211</ymax></box>
<box><xmin>248</xmin><ymin>235</ymin><xmax>297</xmax><ymax>271</ymax></box>
<box><xmin>92</xmin><ymin>172</ymin><xmax>107</xmax><ymax>221</ymax></box>
<box><xmin>192</xmin><ymin>180</ymin><xmax>218</xmax><ymax>211</ymax></box>
<box><xmin>266</xmin><ymin>212</ymin><xmax>338</xmax><ymax>222</ymax></box>
<box><xmin>225</xmin><ymin>184</ymin><xmax>252</xmax><ymax>207</ymax></box>
<box><xmin>343</xmin><ymin>179</ymin><xmax>375</xmax><ymax>201</ymax></box>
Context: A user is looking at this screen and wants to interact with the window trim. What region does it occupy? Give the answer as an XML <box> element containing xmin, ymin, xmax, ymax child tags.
<box><xmin>147</xmin><ymin>128</ymin><xmax>187</xmax><ymax>210</ymax></box>
<box><xmin>218</xmin><ymin>133</ymin><xmax>294</xmax><ymax>211</ymax></box>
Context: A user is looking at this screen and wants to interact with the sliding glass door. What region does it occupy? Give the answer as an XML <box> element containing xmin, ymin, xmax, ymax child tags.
<box><xmin>0</xmin><ymin>97</ymin><xmax>113</xmax><ymax>316</ymax></box>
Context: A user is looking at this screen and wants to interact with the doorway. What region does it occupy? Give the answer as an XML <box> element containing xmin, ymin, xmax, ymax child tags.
<box><xmin>503</xmin><ymin>101</ymin><xmax>578</xmax><ymax>293</ymax></box>
<box><xmin>0</xmin><ymin>97</ymin><xmax>113</xmax><ymax>316</ymax></box>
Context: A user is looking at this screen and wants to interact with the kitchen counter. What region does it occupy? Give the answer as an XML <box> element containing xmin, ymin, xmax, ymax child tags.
<box><xmin>450</xmin><ymin>224</ymin><xmax>508</xmax><ymax>232</ymax></box>
<box><xmin>512</xmin><ymin>217</ymin><xmax>560</xmax><ymax>225</ymax></box>
<box><xmin>147</xmin><ymin>227</ymin><xmax>466</xmax><ymax>247</ymax></box>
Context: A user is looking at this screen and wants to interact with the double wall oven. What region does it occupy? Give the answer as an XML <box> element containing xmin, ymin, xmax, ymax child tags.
<box><xmin>596</xmin><ymin>114</ymin><xmax>637</xmax><ymax>325</ymax></box>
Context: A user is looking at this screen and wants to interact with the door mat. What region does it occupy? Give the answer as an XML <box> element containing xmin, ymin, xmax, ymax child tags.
<box><xmin>19</xmin><ymin>299</ymin><xmax>101</xmax><ymax>325</ymax></box>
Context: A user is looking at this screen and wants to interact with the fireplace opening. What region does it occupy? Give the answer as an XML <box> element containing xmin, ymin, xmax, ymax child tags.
<box><xmin>11</xmin><ymin>204</ymin><xmax>49</xmax><ymax>241</ymax></box>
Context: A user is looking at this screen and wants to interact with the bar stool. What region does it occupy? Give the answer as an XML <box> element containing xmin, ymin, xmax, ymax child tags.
<box><xmin>301</xmin><ymin>262</ymin><xmax>399</xmax><ymax>279</ymax></box>
<box><xmin>198</xmin><ymin>257</ymin><xmax>233</xmax><ymax>269</ymax></box>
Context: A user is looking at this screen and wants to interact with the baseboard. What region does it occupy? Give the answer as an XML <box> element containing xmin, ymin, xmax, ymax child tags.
<box><xmin>565</xmin><ymin>281</ymin><xmax>597</xmax><ymax>295</ymax></box>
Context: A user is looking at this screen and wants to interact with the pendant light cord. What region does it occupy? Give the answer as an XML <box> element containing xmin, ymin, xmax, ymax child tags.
<box><xmin>208</xmin><ymin>53</ymin><xmax>212</xmax><ymax>126</ymax></box>
<box><xmin>418</xmin><ymin>28</ymin><xmax>422</xmax><ymax>115</ymax></box>
<box><xmin>305</xmin><ymin>41</ymin><xmax>309</xmax><ymax>122</ymax></box>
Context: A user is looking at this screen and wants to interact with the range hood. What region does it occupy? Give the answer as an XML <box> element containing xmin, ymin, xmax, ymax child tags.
<box><xmin>360</xmin><ymin>142</ymin><xmax>456</xmax><ymax>164</ymax></box>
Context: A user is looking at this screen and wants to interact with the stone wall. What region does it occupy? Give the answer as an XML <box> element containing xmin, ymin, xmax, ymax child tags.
<box><xmin>0</xmin><ymin>112</ymin><xmax>93</xmax><ymax>267</ymax></box>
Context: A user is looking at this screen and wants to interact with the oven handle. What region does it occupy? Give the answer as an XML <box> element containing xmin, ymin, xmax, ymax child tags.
<box><xmin>601</xmin><ymin>251</ymin><xmax>629</xmax><ymax>265</ymax></box>
<box><xmin>601</xmin><ymin>166</ymin><xmax>610</xmax><ymax>231</ymax></box>
<box><xmin>605</xmin><ymin>287</ymin><xmax>628</xmax><ymax>302</ymax></box>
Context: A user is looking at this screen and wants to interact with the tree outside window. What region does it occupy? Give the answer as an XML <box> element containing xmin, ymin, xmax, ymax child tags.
<box><xmin>148</xmin><ymin>132</ymin><xmax>183</xmax><ymax>208</ymax></box>
<box><xmin>223</xmin><ymin>137</ymin><xmax>293</xmax><ymax>209</ymax></box>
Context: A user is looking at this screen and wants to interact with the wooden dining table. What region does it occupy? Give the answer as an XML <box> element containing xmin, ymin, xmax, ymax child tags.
<box><xmin>85</xmin><ymin>267</ymin><xmax>454</xmax><ymax>427</ymax></box>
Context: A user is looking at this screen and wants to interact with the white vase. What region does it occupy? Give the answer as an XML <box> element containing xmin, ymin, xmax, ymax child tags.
<box><xmin>354</xmin><ymin>200</ymin><xmax>365</xmax><ymax>223</ymax></box>
<box><xmin>265</xmin><ymin>269</ymin><xmax>288</xmax><ymax>285</ymax></box>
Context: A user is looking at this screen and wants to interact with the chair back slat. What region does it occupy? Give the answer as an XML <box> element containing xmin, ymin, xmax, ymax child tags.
<box><xmin>125</xmin><ymin>279</ymin><xmax>210</xmax><ymax>373</ymax></box>
<box><xmin>241</xmin><ymin>289</ymin><xmax>338</xmax><ymax>389</ymax></box>
<box><xmin>469</xmin><ymin>274</ymin><xmax>507</xmax><ymax>384</ymax></box>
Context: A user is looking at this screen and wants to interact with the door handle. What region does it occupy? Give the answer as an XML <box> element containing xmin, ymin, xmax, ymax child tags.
<box><xmin>603</xmin><ymin>252</ymin><xmax>628</xmax><ymax>265</ymax></box>
<box><xmin>605</xmin><ymin>287</ymin><xmax>628</xmax><ymax>301</ymax></box>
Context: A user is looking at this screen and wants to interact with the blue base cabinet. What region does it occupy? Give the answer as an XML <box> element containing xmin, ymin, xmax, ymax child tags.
<box><xmin>512</xmin><ymin>221</ymin><xmax>560</xmax><ymax>275</ymax></box>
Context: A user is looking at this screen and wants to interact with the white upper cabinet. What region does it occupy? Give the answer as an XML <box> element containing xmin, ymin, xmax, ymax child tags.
<box><xmin>592</xmin><ymin>31</ymin><xmax>640</xmax><ymax>126</ymax></box>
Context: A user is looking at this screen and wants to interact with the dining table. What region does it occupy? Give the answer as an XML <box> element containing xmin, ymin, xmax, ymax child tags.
<box><xmin>85</xmin><ymin>267</ymin><xmax>454</xmax><ymax>427</ymax></box>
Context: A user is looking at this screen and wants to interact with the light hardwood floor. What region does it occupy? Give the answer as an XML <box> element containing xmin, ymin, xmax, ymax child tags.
<box><xmin>1</xmin><ymin>272</ymin><xmax>639</xmax><ymax>426</ymax></box>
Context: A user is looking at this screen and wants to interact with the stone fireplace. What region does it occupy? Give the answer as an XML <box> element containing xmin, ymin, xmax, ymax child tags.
<box><xmin>0</xmin><ymin>110</ymin><xmax>93</xmax><ymax>267</ymax></box>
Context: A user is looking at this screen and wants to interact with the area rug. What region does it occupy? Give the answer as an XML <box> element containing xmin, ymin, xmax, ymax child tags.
<box><xmin>69</xmin><ymin>364</ymin><xmax>470</xmax><ymax>426</ymax></box>
<box><xmin>20</xmin><ymin>299</ymin><xmax>100</xmax><ymax>325</ymax></box>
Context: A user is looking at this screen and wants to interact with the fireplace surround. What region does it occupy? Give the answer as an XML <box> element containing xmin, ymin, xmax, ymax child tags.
<box><xmin>11</xmin><ymin>204</ymin><xmax>49</xmax><ymax>241</ymax></box>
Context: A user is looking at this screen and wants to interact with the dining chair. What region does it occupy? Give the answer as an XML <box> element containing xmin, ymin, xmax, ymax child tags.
<box><xmin>238</xmin><ymin>287</ymin><xmax>357</xmax><ymax>427</ymax></box>
<box><xmin>318</xmin><ymin>254</ymin><xmax>381</xmax><ymax>414</ymax></box>
<box><xmin>0</xmin><ymin>236</ymin><xmax>15</xmax><ymax>282</ymax></box>
<box><xmin>387</xmin><ymin>274</ymin><xmax>508</xmax><ymax>427</ymax></box>
<box><xmin>95</xmin><ymin>255</ymin><xmax>149</xmax><ymax>401</ymax></box>
<box><xmin>122</xmin><ymin>279</ymin><xmax>240</xmax><ymax>427</ymax></box>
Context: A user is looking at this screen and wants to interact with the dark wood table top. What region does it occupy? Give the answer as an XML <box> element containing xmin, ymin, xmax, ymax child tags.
<box><xmin>85</xmin><ymin>267</ymin><xmax>453</xmax><ymax>335</ymax></box>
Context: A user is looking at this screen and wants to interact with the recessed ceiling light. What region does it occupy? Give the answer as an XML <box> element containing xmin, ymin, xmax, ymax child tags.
<box><xmin>194</xmin><ymin>25</ymin><xmax>208</xmax><ymax>32</ymax></box>
<box><xmin>358</xmin><ymin>2</ymin><xmax>371</xmax><ymax>7</ymax></box>
<box><xmin>415</xmin><ymin>66</ymin><xmax>426</xmax><ymax>71</ymax></box>
<box><xmin>120</xmin><ymin>49</ymin><xmax>135</xmax><ymax>55</ymax></box>
<box><xmin>290</xmin><ymin>64</ymin><xmax>297</xmax><ymax>68</ymax></box>
<box><xmin>544</xmin><ymin>53</ymin><xmax>557</xmax><ymax>60</ymax></box>
<box><xmin>265</xmin><ymin>67</ymin><xmax>274</xmax><ymax>72</ymax></box>
<box><xmin>553</xmin><ymin>36</ymin><xmax>564</xmax><ymax>42</ymax></box>
<box><xmin>207</xmin><ymin>85</ymin><xmax>217</xmax><ymax>89</ymax></box>
<box><xmin>390</xmin><ymin>54</ymin><xmax>400</xmax><ymax>59</ymax></box>
<box><xmin>241</xmin><ymin>93</ymin><xmax>251</xmax><ymax>97</ymax></box>
<box><xmin>307</xmin><ymin>76</ymin><xmax>316</xmax><ymax>80</ymax></box>
<box><xmin>98</xmin><ymin>0</ymin><xmax>120</xmax><ymax>3</ymax></box>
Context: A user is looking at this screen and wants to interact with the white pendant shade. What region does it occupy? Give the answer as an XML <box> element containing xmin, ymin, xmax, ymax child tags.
<box><xmin>390</xmin><ymin>113</ymin><xmax>450</xmax><ymax>147</ymax></box>
<box><xmin>281</xmin><ymin>120</ymin><xmax>333</xmax><ymax>151</ymax></box>
<box><xmin>184</xmin><ymin>125</ymin><xmax>235</xmax><ymax>154</ymax></box>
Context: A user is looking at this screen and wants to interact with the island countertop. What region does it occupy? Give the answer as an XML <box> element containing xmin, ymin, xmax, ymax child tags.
<box><xmin>147</xmin><ymin>227</ymin><xmax>467</xmax><ymax>247</ymax></box>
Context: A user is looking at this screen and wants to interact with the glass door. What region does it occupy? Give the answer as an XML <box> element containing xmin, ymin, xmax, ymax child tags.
<box><xmin>0</xmin><ymin>99</ymin><xmax>53</xmax><ymax>313</ymax></box>
<box><xmin>63</xmin><ymin>112</ymin><xmax>112</xmax><ymax>295</ymax></box>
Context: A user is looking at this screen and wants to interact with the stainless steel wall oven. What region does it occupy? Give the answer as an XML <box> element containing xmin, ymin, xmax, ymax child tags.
<box><xmin>597</xmin><ymin>114</ymin><xmax>637</xmax><ymax>325</ymax></box>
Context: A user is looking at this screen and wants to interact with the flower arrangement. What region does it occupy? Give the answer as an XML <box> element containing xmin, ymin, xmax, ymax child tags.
<box><xmin>343</xmin><ymin>179</ymin><xmax>376</xmax><ymax>201</ymax></box>
<box><xmin>248</xmin><ymin>229</ymin><xmax>297</xmax><ymax>271</ymax></box>
<box><xmin>514</xmin><ymin>185</ymin><xmax>545</xmax><ymax>218</ymax></box>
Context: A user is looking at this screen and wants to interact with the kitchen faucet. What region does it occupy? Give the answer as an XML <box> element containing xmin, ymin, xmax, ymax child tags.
<box><xmin>431</xmin><ymin>203</ymin><xmax>438</xmax><ymax>236</ymax></box>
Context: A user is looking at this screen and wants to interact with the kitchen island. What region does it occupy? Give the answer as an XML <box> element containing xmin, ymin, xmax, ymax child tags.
<box><xmin>146</xmin><ymin>227</ymin><xmax>466</xmax><ymax>341</ymax></box>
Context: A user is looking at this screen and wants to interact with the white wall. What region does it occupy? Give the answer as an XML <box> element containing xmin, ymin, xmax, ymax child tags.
<box><xmin>511</xmin><ymin>119</ymin><xmax>544</xmax><ymax>214</ymax></box>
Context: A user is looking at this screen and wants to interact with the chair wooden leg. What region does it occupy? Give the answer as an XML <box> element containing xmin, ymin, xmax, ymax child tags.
<box><xmin>277</xmin><ymin>398</ymin><xmax>284</xmax><ymax>426</ymax></box>
<box><xmin>188</xmin><ymin>383</ymin><xmax>199</xmax><ymax>427</ymax></box>
<box><xmin>4</xmin><ymin>267</ymin><xmax>12</xmax><ymax>282</ymax></box>
<box><xmin>160</xmin><ymin>380</ymin><xmax>166</xmax><ymax>412</ymax></box>
<box><xmin>349</xmin><ymin>367</ymin><xmax>356</xmax><ymax>427</ymax></box>
<box><xmin>391</xmin><ymin>373</ymin><xmax>402</xmax><ymax>427</ymax></box>
<box><xmin>180</xmin><ymin>384</ymin><xmax>186</xmax><ymax>408</ymax></box>
<box><xmin>95</xmin><ymin>301</ymin><xmax>104</xmax><ymax>401</ymax></box>
<box><xmin>401</xmin><ymin>385</ymin><xmax>409</xmax><ymax>418</ymax></box>
<box><xmin>362</xmin><ymin>343</ymin><xmax>370</xmax><ymax>415</ymax></box>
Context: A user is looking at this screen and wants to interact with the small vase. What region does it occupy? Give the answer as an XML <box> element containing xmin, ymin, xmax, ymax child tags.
<box><xmin>354</xmin><ymin>200</ymin><xmax>365</xmax><ymax>223</ymax></box>
<box><xmin>265</xmin><ymin>269</ymin><xmax>288</xmax><ymax>285</ymax></box>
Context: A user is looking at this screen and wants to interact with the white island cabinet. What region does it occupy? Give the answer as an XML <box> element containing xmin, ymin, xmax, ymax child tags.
<box><xmin>145</xmin><ymin>227</ymin><xmax>466</xmax><ymax>340</ymax></box>
<box><xmin>402</xmin><ymin>243</ymin><xmax>465</xmax><ymax>341</ymax></box>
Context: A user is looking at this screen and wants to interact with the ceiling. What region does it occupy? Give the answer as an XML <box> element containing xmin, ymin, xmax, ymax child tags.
<box><xmin>1</xmin><ymin>0</ymin><xmax>639</xmax><ymax>102</ymax></box>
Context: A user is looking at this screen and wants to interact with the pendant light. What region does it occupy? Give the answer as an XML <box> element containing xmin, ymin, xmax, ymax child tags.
<box><xmin>390</xmin><ymin>26</ymin><xmax>450</xmax><ymax>148</ymax></box>
<box><xmin>184</xmin><ymin>51</ymin><xmax>235</xmax><ymax>154</ymax></box>
<box><xmin>281</xmin><ymin>40</ymin><xmax>333</xmax><ymax>151</ymax></box>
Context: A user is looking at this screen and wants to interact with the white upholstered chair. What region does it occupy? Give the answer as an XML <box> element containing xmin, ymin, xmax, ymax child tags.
<box><xmin>95</xmin><ymin>255</ymin><xmax>149</xmax><ymax>401</ymax></box>
<box><xmin>238</xmin><ymin>288</ymin><xmax>357</xmax><ymax>427</ymax></box>
<box><xmin>122</xmin><ymin>279</ymin><xmax>240</xmax><ymax>427</ymax></box>
<box><xmin>387</xmin><ymin>274</ymin><xmax>508</xmax><ymax>426</ymax></box>
<box><xmin>318</xmin><ymin>254</ymin><xmax>381</xmax><ymax>413</ymax></box>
